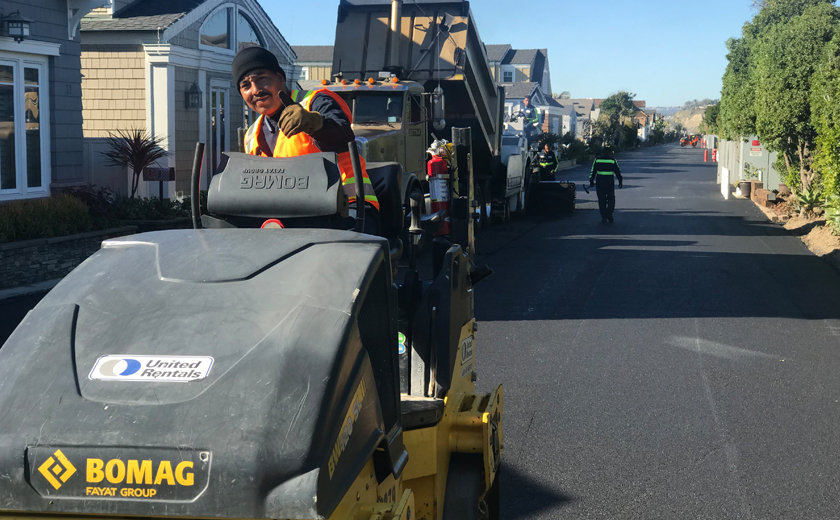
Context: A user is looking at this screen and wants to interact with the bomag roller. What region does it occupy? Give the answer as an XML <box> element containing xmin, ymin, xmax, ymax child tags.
<box><xmin>0</xmin><ymin>127</ymin><xmax>502</xmax><ymax>520</ymax></box>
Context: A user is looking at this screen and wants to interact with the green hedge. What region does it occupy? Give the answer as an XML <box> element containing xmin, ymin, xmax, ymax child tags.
<box><xmin>0</xmin><ymin>194</ymin><xmax>99</xmax><ymax>243</ymax></box>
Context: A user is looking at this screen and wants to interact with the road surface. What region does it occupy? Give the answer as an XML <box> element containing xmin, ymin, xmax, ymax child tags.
<box><xmin>477</xmin><ymin>143</ymin><xmax>840</xmax><ymax>519</ymax></box>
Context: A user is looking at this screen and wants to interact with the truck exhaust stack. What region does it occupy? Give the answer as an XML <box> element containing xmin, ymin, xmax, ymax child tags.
<box><xmin>389</xmin><ymin>0</ymin><xmax>403</xmax><ymax>72</ymax></box>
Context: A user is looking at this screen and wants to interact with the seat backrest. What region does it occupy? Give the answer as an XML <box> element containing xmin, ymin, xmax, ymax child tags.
<box><xmin>366</xmin><ymin>162</ymin><xmax>404</xmax><ymax>241</ymax></box>
<box><xmin>207</xmin><ymin>152</ymin><xmax>349</xmax><ymax>219</ymax></box>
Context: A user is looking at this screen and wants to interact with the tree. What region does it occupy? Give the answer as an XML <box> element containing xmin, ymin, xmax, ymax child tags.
<box><xmin>719</xmin><ymin>36</ymin><xmax>756</xmax><ymax>139</ymax></box>
<box><xmin>811</xmin><ymin>34</ymin><xmax>840</xmax><ymax>196</ymax></box>
<box><xmin>700</xmin><ymin>102</ymin><xmax>721</xmax><ymax>135</ymax></box>
<box><xmin>595</xmin><ymin>91</ymin><xmax>638</xmax><ymax>150</ymax></box>
<box><xmin>752</xmin><ymin>2</ymin><xmax>837</xmax><ymax>189</ymax></box>
<box><xmin>101</xmin><ymin>129</ymin><xmax>169</xmax><ymax>199</ymax></box>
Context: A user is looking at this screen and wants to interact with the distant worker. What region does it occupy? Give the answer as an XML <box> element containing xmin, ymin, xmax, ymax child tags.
<box><xmin>589</xmin><ymin>146</ymin><xmax>623</xmax><ymax>223</ymax></box>
<box><xmin>521</xmin><ymin>96</ymin><xmax>541</xmax><ymax>143</ymax></box>
<box><xmin>233</xmin><ymin>46</ymin><xmax>380</xmax><ymax>232</ymax></box>
<box><xmin>538</xmin><ymin>143</ymin><xmax>559</xmax><ymax>181</ymax></box>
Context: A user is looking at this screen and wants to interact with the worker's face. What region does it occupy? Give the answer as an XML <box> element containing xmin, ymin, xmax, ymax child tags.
<box><xmin>544</xmin><ymin>144</ymin><xmax>550</xmax><ymax>152</ymax></box>
<box><xmin>239</xmin><ymin>69</ymin><xmax>286</xmax><ymax>116</ymax></box>
<box><xmin>523</xmin><ymin>98</ymin><xmax>530</xmax><ymax>107</ymax></box>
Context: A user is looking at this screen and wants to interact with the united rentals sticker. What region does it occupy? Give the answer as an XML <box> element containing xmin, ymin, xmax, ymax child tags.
<box><xmin>27</xmin><ymin>446</ymin><xmax>211</xmax><ymax>501</ymax></box>
<box><xmin>89</xmin><ymin>356</ymin><xmax>214</xmax><ymax>382</ymax></box>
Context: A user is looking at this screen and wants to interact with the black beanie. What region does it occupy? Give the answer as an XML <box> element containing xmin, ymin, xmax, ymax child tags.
<box><xmin>232</xmin><ymin>46</ymin><xmax>286</xmax><ymax>84</ymax></box>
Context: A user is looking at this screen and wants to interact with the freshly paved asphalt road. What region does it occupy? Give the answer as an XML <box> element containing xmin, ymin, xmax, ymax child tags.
<box><xmin>476</xmin><ymin>143</ymin><xmax>840</xmax><ymax>519</ymax></box>
<box><xmin>3</xmin><ymin>143</ymin><xmax>840</xmax><ymax>518</ymax></box>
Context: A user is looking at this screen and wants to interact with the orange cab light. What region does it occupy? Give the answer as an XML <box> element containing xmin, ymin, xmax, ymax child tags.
<box><xmin>367</xmin><ymin>77</ymin><xmax>375</xmax><ymax>85</ymax></box>
<box><xmin>321</xmin><ymin>79</ymin><xmax>328</xmax><ymax>85</ymax></box>
<box><xmin>392</xmin><ymin>77</ymin><xmax>399</xmax><ymax>83</ymax></box>
<box><xmin>354</xmin><ymin>79</ymin><xmax>361</xmax><ymax>85</ymax></box>
<box><xmin>342</xmin><ymin>79</ymin><xmax>349</xmax><ymax>85</ymax></box>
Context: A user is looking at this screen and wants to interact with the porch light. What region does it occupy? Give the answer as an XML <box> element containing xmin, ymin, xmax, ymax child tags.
<box><xmin>2</xmin><ymin>11</ymin><xmax>33</xmax><ymax>43</ymax></box>
<box><xmin>185</xmin><ymin>82</ymin><xmax>203</xmax><ymax>109</ymax></box>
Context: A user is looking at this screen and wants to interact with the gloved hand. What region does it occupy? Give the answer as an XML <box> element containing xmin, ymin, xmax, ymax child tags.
<box><xmin>619</xmin><ymin>183</ymin><xmax>623</xmax><ymax>189</ymax></box>
<box><xmin>279</xmin><ymin>104</ymin><xmax>324</xmax><ymax>137</ymax></box>
<box><xmin>589</xmin><ymin>182</ymin><xmax>595</xmax><ymax>188</ymax></box>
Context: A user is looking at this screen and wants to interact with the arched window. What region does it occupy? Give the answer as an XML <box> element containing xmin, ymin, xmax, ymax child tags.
<box><xmin>236</xmin><ymin>12</ymin><xmax>263</xmax><ymax>51</ymax></box>
<box><xmin>199</xmin><ymin>5</ymin><xmax>265</xmax><ymax>54</ymax></box>
<box><xmin>200</xmin><ymin>8</ymin><xmax>231</xmax><ymax>50</ymax></box>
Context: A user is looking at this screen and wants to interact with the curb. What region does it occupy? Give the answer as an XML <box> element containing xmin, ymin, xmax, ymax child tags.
<box><xmin>0</xmin><ymin>278</ymin><xmax>61</xmax><ymax>303</ymax></box>
<box><xmin>750</xmin><ymin>198</ymin><xmax>840</xmax><ymax>273</ymax></box>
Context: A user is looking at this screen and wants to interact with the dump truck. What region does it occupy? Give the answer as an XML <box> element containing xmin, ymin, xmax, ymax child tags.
<box><xmin>300</xmin><ymin>0</ymin><xmax>538</xmax><ymax>226</ymax></box>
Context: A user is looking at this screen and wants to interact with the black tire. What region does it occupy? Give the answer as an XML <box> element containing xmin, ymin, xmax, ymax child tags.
<box><xmin>442</xmin><ymin>454</ymin><xmax>500</xmax><ymax>520</ymax></box>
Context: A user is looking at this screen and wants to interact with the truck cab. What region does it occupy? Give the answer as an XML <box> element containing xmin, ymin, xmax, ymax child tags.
<box><xmin>299</xmin><ymin>79</ymin><xmax>427</xmax><ymax>210</ymax></box>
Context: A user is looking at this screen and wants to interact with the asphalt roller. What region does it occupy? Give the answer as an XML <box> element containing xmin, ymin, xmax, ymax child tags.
<box><xmin>0</xmin><ymin>128</ymin><xmax>502</xmax><ymax>520</ymax></box>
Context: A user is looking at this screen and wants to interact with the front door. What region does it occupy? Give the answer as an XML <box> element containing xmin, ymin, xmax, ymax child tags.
<box><xmin>210</xmin><ymin>87</ymin><xmax>228</xmax><ymax>176</ymax></box>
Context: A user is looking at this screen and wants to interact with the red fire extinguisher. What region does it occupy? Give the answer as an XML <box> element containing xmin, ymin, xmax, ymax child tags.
<box><xmin>427</xmin><ymin>141</ymin><xmax>451</xmax><ymax>236</ymax></box>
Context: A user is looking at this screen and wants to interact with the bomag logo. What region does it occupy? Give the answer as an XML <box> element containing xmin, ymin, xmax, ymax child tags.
<box><xmin>84</xmin><ymin>458</ymin><xmax>194</xmax><ymax>497</ymax></box>
<box><xmin>37</xmin><ymin>449</ymin><xmax>77</xmax><ymax>490</ymax></box>
<box><xmin>240</xmin><ymin>174</ymin><xmax>309</xmax><ymax>190</ymax></box>
<box><xmin>327</xmin><ymin>377</ymin><xmax>367</xmax><ymax>479</ymax></box>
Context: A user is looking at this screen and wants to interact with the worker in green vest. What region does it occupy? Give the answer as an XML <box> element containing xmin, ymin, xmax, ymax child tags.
<box><xmin>538</xmin><ymin>143</ymin><xmax>558</xmax><ymax>180</ymax></box>
<box><xmin>521</xmin><ymin>96</ymin><xmax>540</xmax><ymax>143</ymax></box>
<box><xmin>589</xmin><ymin>146</ymin><xmax>623</xmax><ymax>222</ymax></box>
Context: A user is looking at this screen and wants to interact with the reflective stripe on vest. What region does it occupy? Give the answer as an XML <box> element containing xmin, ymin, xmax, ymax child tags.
<box><xmin>594</xmin><ymin>158</ymin><xmax>616</xmax><ymax>175</ymax></box>
<box><xmin>243</xmin><ymin>89</ymin><xmax>379</xmax><ymax>210</ymax></box>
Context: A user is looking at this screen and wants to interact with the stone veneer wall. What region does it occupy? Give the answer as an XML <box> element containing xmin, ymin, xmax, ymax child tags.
<box><xmin>0</xmin><ymin>227</ymin><xmax>136</xmax><ymax>290</ymax></box>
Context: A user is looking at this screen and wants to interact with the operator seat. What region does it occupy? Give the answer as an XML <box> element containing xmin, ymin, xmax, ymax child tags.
<box><xmin>201</xmin><ymin>152</ymin><xmax>408</xmax><ymax>248</ymax></box>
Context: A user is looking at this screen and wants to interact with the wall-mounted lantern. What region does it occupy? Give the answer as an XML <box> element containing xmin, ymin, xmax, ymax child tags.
<box><xmin>2</xmin><ymin>11</ymin><xmax>34</xmax><ymax>43</ymax></box>
<box><xmin>185</xmin><ymin>82</ymin><xmax>203</xmax><ymax>109</ymax></box>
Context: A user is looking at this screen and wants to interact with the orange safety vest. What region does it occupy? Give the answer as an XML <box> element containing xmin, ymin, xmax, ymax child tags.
<box><xmin>243</xmin><ymin>89</ymin><xmax>379</xmax><ymax>210</ymax></box>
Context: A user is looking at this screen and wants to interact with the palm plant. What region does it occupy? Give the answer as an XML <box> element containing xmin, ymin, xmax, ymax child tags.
<box><xmin>101</xmin><ymin>129</ymin><xmax>169</xmax><ymax>199</ymax></box>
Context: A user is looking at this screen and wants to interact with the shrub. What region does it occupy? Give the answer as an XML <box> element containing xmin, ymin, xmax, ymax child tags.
<box><xmin>0</xmin><ymin>195</ymin><xmax>95</xmax><ymax>243</ymax></box>
<box><xmin>111</xmin><ymin>196</ymin><xmax>189</xmax><ymax>221</ymax></box>
<box><xmin>825</xmin><ymin>195</ymin><xmax>840</xmax><ymax>235</ymax></box>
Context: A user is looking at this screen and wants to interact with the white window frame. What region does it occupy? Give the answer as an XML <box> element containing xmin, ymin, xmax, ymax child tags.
<box><xmin>299</xmin><ymin>66</ymin><xmax>309</xmax><ymax>81</ymax></box>
<box><xmin>0</xmin><ymin>53</ymin><xmax>50</xmax><ymax>202</ymax></box>
<box><xmin>198</xmin><ymin>3</ymin><xmax>265</xmax><ymax>56</ymax></box>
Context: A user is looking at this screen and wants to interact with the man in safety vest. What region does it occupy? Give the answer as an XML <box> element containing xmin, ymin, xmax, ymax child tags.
<box><xmin>589</xmin><ymin>146</ymin><xmax>623</xmax><ymax>223</ymax></box>
<box><xmin>232</xmin><ymin>46</ymin><xmax>380</xmax><ymax>233</ymax></box>
<box><xmin>521</xmin><ymin>96</ymin><xmax>540</xmax><ymax>144</ymax></box>
<box><xmin>538</xmin><ymin>143</ymin><xmax>558</xmax><ymax>181</ymax></box>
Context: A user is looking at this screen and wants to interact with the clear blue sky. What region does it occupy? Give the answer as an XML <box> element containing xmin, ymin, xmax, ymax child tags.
<box><xmin>263</xmin><ymin>0</ymin><xmax>755</xmax><ymax>107</ymax></box>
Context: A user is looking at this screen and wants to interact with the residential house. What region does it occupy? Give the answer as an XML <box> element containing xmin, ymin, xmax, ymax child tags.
<box><xmin>80</xmin><ymin>0</ymin><xmax>296</xmax><ymax>198</ymax></box>
<box><xmin>0</xmin><ymin>1</ymin><xmax>101</xmax><ymax>202</ymax></box>
<box><xmin>543</xmin><ymin>98</ymin><xmax>576</xmax><ymax>138</ymax></box>
<box><xmin>559</xmin><ymin>98</ymin><xmax>596</xmax><ymax>141</ymax></box>
<box><xmin>484</xmin><ymin>43</ymin><xmax>510</xmax><ymax>83</ymax></box>
<box><xmin>293</xmin><ymin>45</ymin><xmax>332</xmax><ymax>83</ymax></box>
<box><xmin>487</xmin><ymin>45</ymin><xmax>551</xmax><ymax>97</ymax></box>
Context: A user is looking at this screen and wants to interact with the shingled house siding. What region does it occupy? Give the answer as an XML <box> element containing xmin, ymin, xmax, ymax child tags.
<box><xmin>5</xmin><ymin>1</ymin><xmax>85</xmax><ymax>188</ymax></box>
<box><xmin>174</xmin><ymin>66</ymin><xmax>199</xmax><ymax>193</ymax></box>
<box><xmin>81</xmin><ymin>45</ymin><xmax>146</xmax><ymax>138</ymax></box>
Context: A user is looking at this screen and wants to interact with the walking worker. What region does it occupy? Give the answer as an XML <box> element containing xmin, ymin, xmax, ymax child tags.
<box><xmin>521</xmin><ymin>96</ymin><xmax>541</xmax><ymax>143</ymax></box>
<box><xmin>538</xmin><ymin>143</ymin><xmax>559</xmax><ymax>181</ymax></box>
<box><xmin>589</xmin><ymin>146</ymin><xmax>623</xmax><ymax>223</ymax></box>
<box><xmin>233</xmin><ymin>46</ymin><xmax>380</xmax><ymax>232</ymax></box>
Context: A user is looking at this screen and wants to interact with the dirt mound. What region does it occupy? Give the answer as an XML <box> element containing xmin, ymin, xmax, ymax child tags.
<box><xmin>669</xmin><ymin>107</ymin><xmax>707</xmax><ymax>133</ymax></box>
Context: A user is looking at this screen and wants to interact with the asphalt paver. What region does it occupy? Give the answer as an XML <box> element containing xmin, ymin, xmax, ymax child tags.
<box><xmin>475</xmin><ymin>143</ymin><xmax>840</xmax><ymax>519</ymax></box>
